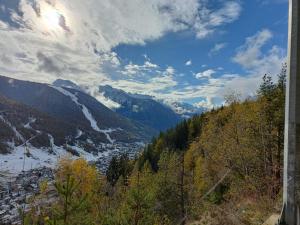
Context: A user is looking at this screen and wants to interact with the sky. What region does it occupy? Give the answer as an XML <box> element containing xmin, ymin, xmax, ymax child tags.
<box><xmin>0</xmin><ymin>0</ymin><xmax>288</xmax><ymax>109</ymax></box>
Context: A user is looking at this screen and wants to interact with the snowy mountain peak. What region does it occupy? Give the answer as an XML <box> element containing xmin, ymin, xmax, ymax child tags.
<box><xmin>162</xmin><ymin>100</ymin><xmax>206</xmax><ymax>118</ymax></box>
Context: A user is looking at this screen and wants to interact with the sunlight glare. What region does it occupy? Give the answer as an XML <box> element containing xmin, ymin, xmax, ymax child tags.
<box><xmin>42</xmin><ymin>7</ymin><xmax>61</xmax><ymax>29</ymax></box>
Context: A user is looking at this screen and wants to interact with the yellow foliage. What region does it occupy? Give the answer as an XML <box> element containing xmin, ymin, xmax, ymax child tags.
<box><xmin>185</xmin><ymin>141</ymin><xmax>200</xmax><ymax>172</ymax></box>
<box><xmin>56</xmin><ymin>157</ymin><xmax>99</xmax><ymax>195</ymax></box>
<box><xmin>39</xmin><ymin>180</ymin><xmax>48</xmax><ymax>194</ymax></box>
<box><xmin>194</xmin><ymin>156</ymin><xmax>206</xmax><ymax>193</ymax></box>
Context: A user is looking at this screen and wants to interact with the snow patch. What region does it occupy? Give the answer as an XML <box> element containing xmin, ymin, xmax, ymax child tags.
<box><xmin>86</xmin><ymin>86</ymin><xmax>121</xmax><ymax>110</ymax></box>
<box><xmin>94</xmin><ymin>92</ymin><xmax>121</xmax><ymax>110</ymax></box>
<box><xmin>23</xmin><ymin>117</ymin><xmax>36</xmax><ymax>129</ymax></box>
<box><xmin>86</xmin><ymin>138</ymin><xmax>94</xmax><ymax>144</ymax></box>
<box><xmin>52</xmin><ymin>86</ymin><xmax>101</xmax><ymax>132</ymax></box>
<box><xmin>48</xmin><ymin>134</ymin><xmax>55</xmax><ymax>148</ymax></box>
<box><xmin>0</xmin><ymin>144</ymin><xmax>66</xmax><ymax>174</ymax></box>
<box><xmin>75</xmin><ymin>129</ymin><xmax>83</xmax><ymax>139</ymax></box>
<box><xmin>69</xmin><ymin>146</ymin><xmax>99</xmax><ymax>162</ymax></box>
<box><xmin>51</xmin><ymin>86</ymin><xmax>118</xmax><ymax>144</ymax></box>
<box><xmin>0</xmin><ymin>140</ymin><xmax>101</xmax><ymax>174</ymax></box>
<box><xmin>0</xmin><ymin>139</ymin><xmax>145</xmax><ymax>175</ymax></box>
<box><xmin>132</xmin><ymin>105</ymin><xmax>139</xmax><ymax>112</ymax></box>
<box><xmin>100</xmin><ymin>128</ymin><xmax>118</xmax><ymax>144</ymax></box>
<box><xmin>160</xmin><ymin>99</ymin><xmax>205</xmax><ymax>117</ymax></box>
<box><xmin>0</xmin><ymin>115</ymin><xmax>25</xmax><ymax>142</ymax></box>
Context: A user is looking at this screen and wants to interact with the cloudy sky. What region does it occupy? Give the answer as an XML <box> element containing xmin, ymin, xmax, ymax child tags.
<box><xmin>0</xmin><ymin>0</ymin><xmax>288</xmax><ymax>108</ymax></box>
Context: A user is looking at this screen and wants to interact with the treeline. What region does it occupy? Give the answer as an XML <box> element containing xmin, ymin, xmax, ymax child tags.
<box><xmin>24</xmin><ymin>65</ymin><xmax>286</xmax><ymax>225</ymax></box>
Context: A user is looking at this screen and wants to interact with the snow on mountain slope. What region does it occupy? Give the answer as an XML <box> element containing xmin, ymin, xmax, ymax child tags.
<box><xmin>0</xmin><ymin>75</ymin><xmax>156</xmax><ymax>144</ymax></box>
<box><xmin>0</xmin><ymin>115</ymin><xmax>25</xmax><ymax>143</ymax></box>
<box><xmin>0</xmin><ymin>77</ymin><xmax>156</xmax><ymax>175</ymax></box>
<box><xmin>0</xmin><ymin>144</ymin><xmax>66</xmax><ymax>174</ymax></box>
<box><xmin>51</xmin><ymin>86</ymin><xmax>120</xmax><ymax>144</ymax></box>
<box><xmin>97</xmin><ymin>85</ymin><xmax>205</xmax><ymax>124</ymax></box>
<box><xmin>0</xmin><ymin>141</ymin><xmax>102</xmax><ymax>174</ymax></box>
<box><xmin>92</xmin><ymin>91</ymin><xmax>121</xmax><ymax>110</ymax></box>
<box><xmin>23</xmin><ymin>117</ymin><xmax>36</xmax><ymax>129</ymax></box>
<box><xmin>162</xmin><ymin>100</ymin><xmax>206</xmax><ymax>118</ymax></box>
<box><xmin>53</xmin><ymin>79</ymin><xmax>122</xmax><ymax>110</ymax></box>
<box><xmin>75</xmin><ymin>129</ymin><xmax>83</xmax><ymax>139</ymax></box>
<box><xmin>98</xmin><ymin>85</ymin><xmax>182</xmax><ymax>132</ymax></box>
<box><xmin>52</xmin><ymin>86</ymin><xmax>102</xmax><ymax>132</ymax></box>
<box><xmin>0</xmin><ymin>140</ymin><xmax>144</xmax><ymax>174</ymax></box>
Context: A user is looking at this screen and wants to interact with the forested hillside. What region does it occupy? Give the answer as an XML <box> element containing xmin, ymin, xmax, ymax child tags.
<box><xmin>24</xmin><ymin>65</ymin><xmax>286</xmax><ymax>225</ymax></box>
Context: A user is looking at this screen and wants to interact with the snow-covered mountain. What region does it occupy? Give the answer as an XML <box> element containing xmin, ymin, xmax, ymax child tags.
<box><xmin>0</xmin><ymin>76</ymin><xmax>204</xmax><ymax>174</ymax></box>
<box><xmin>0</xmin><ymin>76</ymin><xmax>155</xmax><ymax>140</ymax></box>
<box><xmin>53</xmin><ymin>79</ymin><xmax>206</xmax><ymax>127</ymax></box>
<box><xmin>163</xmin><ymin>101</ymin><xmax>205</xmax><ymax>118</ymax></box>
<box><xmin>0</xmin><ymin>76</ymin><xmax>156</xmax><ymax>173</ymax></box>
<box><xmin>98</xmin><ymin>85</ymin><xmax>182</xmax><ymax>132</ymax></box>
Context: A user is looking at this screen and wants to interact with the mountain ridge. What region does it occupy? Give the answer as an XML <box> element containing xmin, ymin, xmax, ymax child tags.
<box><xmin>98</xmin><ymin>85</ymin><xmax>183</xmax><ymax>132</ymax></box>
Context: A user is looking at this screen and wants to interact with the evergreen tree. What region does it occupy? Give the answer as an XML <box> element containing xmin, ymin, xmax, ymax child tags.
<box><xmin>106</xmin><ymin>153</ymin><xmax>133</xmax><ymax>186</ymax></box>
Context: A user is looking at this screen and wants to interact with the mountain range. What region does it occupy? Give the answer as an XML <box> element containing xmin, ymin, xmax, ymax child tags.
<box><xmin>98</xmin><ymin>85</ymin><xmax>182</xmax><ymax>132</ymax></box>
<box><xmin>0</xmin><ymin>75</ymin><xmax>203</xmax><ymax>172</ymax></box>
<box><xmin>54</xmin><ymin>79</ymin><xmax>204</xmax><ymax>131</ymax></box>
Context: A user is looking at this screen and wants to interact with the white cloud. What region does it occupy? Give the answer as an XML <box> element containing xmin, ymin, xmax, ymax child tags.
<box><xmin>232</xmin><ymin>29</ymin><xmax>286</xmax><ymax>78</ymax></box>
<box><xmin>96</xmin><ymin>51</ymin><xmax>277</xmax><ymax>109</ymax></box>
<box><xmin>197</xmin><ymin>30</ymin><xmax>286</xmax><ymax>106</ymax></box>
<box><xmin>5</xmin><ymin>1</ymin><xmax>286</xmax><ymax>112</ymax></box>
<box><xmin>100</xmin><ymin>52</ymin><xmax>121</xmax><ymax>67</ymax></box>
<box><xmin>168</xmin><ymin>29</ymin><xmax>285</xmax><ymax>108</ymax></box>
<box><xmin>121</xmin><ymin>61</ymin><xmax>159</xmax><ymax>76</ymax></box>
<box><xmin>194</xmin><ymin>1</ymin><xmax>241</xmax><ymax>38</ymax></box>
<box><xmin>165</xmin><ymin>66</ymin><xmax>175</xmax><ymax>75</ymax></box>
<box><xmin>185</xmin><ymin>60</ymin><xmax>192</xmax><ymax>66</ymax></box>
<box><xmin>122</xmin><ymin>63</ymin><xmax>141</xmax><ymax>76</ymax></box>
<box><xmin>144</xmin><ymin>61</ymin><xmax>158</xmax><ymax>68</ymax></box>
<box><xmin>0</xmin><ymin>26</ymin><xmax>104</xmax><ymax>84</ymax></box>
<box><xmin>195</xmin><ymin>69</ymin><xmax>216</xmax><ymax>79</ymax></box>
<box><xmin>158</xmin><ymin>72</ymin><xmax>255</xmax><ymax>107</ymax></box>
<box><xmin>4</xmin><ymin>0</ymin><xmax>242</xmax><ymax>53</ymax></box>
<box><xmin>232</xmin><ymin>29</ymin><xmax>273</xmax><ymax>69</ymax></box>
<box><xmin>0</xmin><ymin>23</ymin><xmax>286</xmax><ymax>111</ymax></box>
<box><xmin>0</xmin><ymin>0</ymin><xmax>242</xmax><ymax>101</ymax></box>
<box><xmin>108</xmin><ymin>74</ymin><xmax>178</xmax><ymax>97</ymax></box>
<box><xmin>193</xmin><ymin>97</ymin><xmax>214</xmax><ymax>109</ymax></box>
<box><xmin>88</xmin><ymin>87</ymin><xmax>121</xmax><ymax>110</ymax></box>
<box><xmin>188</xmin><ymin>29</ymin><xmax>286</xmax><ymax>108</ymax></box>
<box><xmin>209</xmin><ymin>43</ymin><xmax>227</xmax><ymax>56</ymax></box>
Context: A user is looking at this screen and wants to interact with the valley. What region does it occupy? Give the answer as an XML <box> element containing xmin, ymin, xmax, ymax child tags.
<box><xmin>0</xmin><ymin>75</ymin><xmax>194</xmax><ymax>224</ymax></box>
<box><xmin>0</xmin><ymin>75</ymin><xmax>198</xmax><ymax>176</ymax></box>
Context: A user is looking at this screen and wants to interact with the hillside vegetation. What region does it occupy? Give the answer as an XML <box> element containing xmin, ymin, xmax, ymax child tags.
<box><xmin>24</xmin><ymin>65</ymin><xmax>286</xmax><ymax>225</ymax></box>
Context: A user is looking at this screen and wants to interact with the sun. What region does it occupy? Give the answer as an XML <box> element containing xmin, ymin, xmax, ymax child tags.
<box><xmin>42</xmin><ymin>7</ymin><xmax>61</xmax><ymax>29</ymax></box>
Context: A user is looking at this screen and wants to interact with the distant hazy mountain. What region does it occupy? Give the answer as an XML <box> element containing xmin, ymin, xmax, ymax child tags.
<box><xmin>98</xmin><ymin>85</ymin><xmax>182</xmax><ymax>132</ymax></box>
<box><xmin>164</xmin><ymin>101</ymin><xmax>205</xmax><ymax>118</ymax></box>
